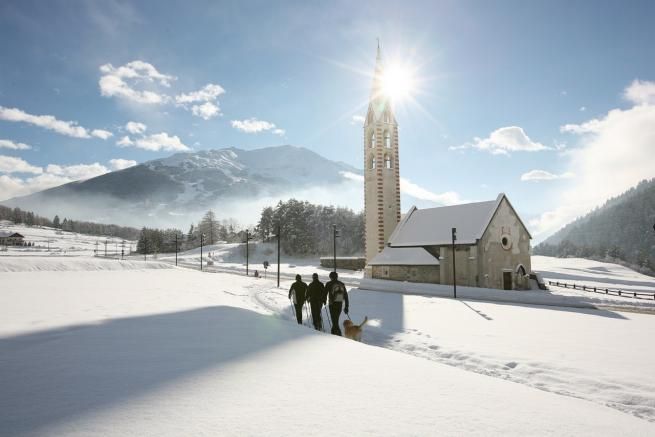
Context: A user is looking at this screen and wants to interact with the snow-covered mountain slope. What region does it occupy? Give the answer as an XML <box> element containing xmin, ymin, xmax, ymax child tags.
<box><xmin>1</xmin><ymin>145</ymin><xmax>362</xmax><ymax>226</ymax></box>
<box><xmin>2</xmin><ymin>264</ymin><xmax>655</xmax><ymax>435</ymax></box>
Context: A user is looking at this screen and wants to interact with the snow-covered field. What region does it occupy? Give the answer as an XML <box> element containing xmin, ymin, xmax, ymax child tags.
<box><xmin>2</xmin><ymin>231</ymin><xmax>655</xmax><ymax>435</ymax></box>
<box><xmin>0</xmin><ymin>223</ymin><xmax>135</xmax><ymax>258</ymax></box>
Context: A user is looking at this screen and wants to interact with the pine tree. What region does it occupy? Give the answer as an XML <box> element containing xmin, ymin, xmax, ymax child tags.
<box><xmin>53</xmin><ymin>215</ymin><xmax>60</xmax><ymax>228</ymax></box>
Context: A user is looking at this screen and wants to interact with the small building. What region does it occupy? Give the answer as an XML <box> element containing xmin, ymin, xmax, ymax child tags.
<box><xmin>0</xmin><ymin>231</ymin><xmax>25</xmax><ymax>246</ymax></box>
<box><xmin>369</xmin><ymin>247</ymin><xmax>440</xmax><ymax>283</ymax></box>
<box><xmin>372</xmin><ymin>193</ymin><xmax>532</xmax><ymax>290</ymax></box>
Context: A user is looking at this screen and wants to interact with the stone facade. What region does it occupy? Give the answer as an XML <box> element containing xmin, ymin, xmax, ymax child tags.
<box><xmin>364</xmin><ymin>43</ymin><xmax>401</xmax><ymax>263</ymax></box>
<box><xmin>319</xmin><ymin>257</ymin><xmax>367</xmax><ymax>271</ymax></box>
<box><xmin>372</xmin><ymin>264</ymin><xmax>440</xmax><ymax>283</ymax></box>
<box><xmin>433</xmin><ymin>198</ymin><xmax>531</xmax><ymax>290</ymax></box>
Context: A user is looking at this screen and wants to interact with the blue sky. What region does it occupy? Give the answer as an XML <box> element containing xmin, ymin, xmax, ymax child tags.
<box><xmin>1</xmin><ymin>0</ymin><xmax>654</xmax><ymax>240</ymax></box>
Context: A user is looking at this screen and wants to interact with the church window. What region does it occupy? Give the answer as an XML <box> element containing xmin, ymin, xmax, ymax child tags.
<box><xmin>384</xmin><ymin>154</ymin><xmax>392</xmax><ymax>169</ymax></box>
<box><xmin>384</xmin><ymin>131</ymin><xmax>391</xmax><ymax>148</ymax></box>
<box><xmin>369</xmin><ymin>156</ymin><xmax>376</xmax><ymax>169</ymax></box>
<box><xmin>370</xmin><ymin>133</ymin><xmax>376</xmax><ymax>148</ymax></box>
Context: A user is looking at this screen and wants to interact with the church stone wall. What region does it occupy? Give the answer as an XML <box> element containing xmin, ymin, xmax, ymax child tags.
<box><xmin>438</xmin><ymin>245</ymin><xmax>479</xmax><ymax>287</ymax></box>
<box><xmin>371</xmin><ymin>264</ymin><xmax>440</xmax><ymax>284</ymax></box>
<box><xmin>478</xmin><ymin>198</ymin><xmax>532</xmax><ymax>290</ymax></box>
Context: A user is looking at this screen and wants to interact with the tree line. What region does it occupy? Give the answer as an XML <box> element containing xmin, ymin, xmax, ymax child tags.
<box><xmin>534</xmin><ymin>178</ymin><xmax>655</xmax><ymax>276</ymax></box>
<box><xmin>0</xmin><ymin>205</ymin><xmax>141</xmax><ymax>241</ymax></box>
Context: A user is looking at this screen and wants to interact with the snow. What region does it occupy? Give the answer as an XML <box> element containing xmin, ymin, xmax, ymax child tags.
<box><xmin>2</xmin><ymin>241</ymin><xmax>655</xmax><ymax>434</ymax></box>
<box><xmin>368</xmin><ymin>246</ymin><xmax>439</xmax><ymax>265</ymax></box>
<box><xmin>389</xmin><ymin>195</ymin><xmax>501</xmax><ymax>246</ymax></box>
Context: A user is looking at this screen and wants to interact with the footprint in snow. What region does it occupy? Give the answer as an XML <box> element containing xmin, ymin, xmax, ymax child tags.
<box><xmin>505</xmin><ymin>362</ymin><xmax>518</xmax><ymax>369</ymax></box>
<box><xmin>428</xmin><ymin>345</ymin><xmax>439</xmax><ymax>350</ymax></box>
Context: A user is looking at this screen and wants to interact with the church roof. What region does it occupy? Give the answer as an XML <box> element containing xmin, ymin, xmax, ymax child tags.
<box><xmin>369</xmin><ymin>246</ymin><xmax>439</xmax><ymax>266</ymax></box>
<box><xmin>388</xmin><ymin>193</ymin><xmax>531</xmax><ymax>247</ymax></box>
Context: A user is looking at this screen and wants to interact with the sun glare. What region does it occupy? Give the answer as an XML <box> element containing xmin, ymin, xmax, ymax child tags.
<box><xmin>382</xmin><ymin>64</ymin><xmax>415</xmax><ymax>101</ymax></box>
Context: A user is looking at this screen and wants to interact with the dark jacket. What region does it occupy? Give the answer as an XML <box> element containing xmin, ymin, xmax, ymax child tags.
<box><xmin>288</xmin><ymin>280</ymin><xmax>308</xmax><ymax>304</ymax></box>
<box><xmin>307</xmin><ymin>280</ymin><xmax>327</xmax><ymax>305</ymax></box>
<box><xmin>325</xmin><ymin>279</ymin><xmax>349</xmax><ymax>310</ymax></box>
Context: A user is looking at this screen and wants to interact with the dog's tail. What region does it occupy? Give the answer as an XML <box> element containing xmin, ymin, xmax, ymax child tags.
<box><xmin>358</xmin><ymin>316</ymin><xmax>368</xmax><ymax>328</ymax></box>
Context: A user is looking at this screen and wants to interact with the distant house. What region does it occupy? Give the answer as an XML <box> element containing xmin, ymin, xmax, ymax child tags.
<box><xmin>0</xmin><ymin>231</ymin><xmax>25</xmax><ymax>246</ymax></box>
<box><xmin>371</xmin><ymin>193</ymin><xmax>532</xmax><ymax>290</ymax></box>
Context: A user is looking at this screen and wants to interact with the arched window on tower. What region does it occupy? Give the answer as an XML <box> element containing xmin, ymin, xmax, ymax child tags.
<box><xmin>370</xmin><ymin>132</ymin><xmax>376</xmax><ymax>148</ymax></box>
<box><xmin>384</xmin><ymin>131</ymin><xmax>391</xmax><ymax>148</ymax></box>
<box><xmin>384</xmin><ymin>154</ymin><xmax>392</xmax><ymax>169</ymax></box>
<box><xmin>369</xmin><ymin>155</ymin><xmax>377</xmax><ymax>169</ymax></box>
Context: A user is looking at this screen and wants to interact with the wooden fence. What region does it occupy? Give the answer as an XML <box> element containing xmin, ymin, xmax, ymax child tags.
<box><xmin>547</xmin><ymin>280</ymin><xmax>655</xmax><ymax>301</ymax></box>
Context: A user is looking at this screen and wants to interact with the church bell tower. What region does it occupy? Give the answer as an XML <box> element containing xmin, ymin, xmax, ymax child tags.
<box><xmin>364</xmin><ymin>41</ymin><xmax>401</xmax><ymax>262</ymax></box>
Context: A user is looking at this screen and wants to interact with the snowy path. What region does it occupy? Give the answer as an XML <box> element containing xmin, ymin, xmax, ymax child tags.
<box><xmin>252</xmin><ymin>280</ymin><xmax>655</xmax><ymax>423</ymax></box>
<box><xmin>2</xmin><ymin>258</ymin><xmax>655</xmax><ymax>434</ymax></box>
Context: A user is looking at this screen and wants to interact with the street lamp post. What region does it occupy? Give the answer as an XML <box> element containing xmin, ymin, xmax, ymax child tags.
<box><xmin>276</xmin><ymin>223</ymin><xmax>281</xmax><ymax>288</ymax></box>
<box><xmin>452</xmin><ymin>227</ymin><xmax>457</xmax><ymax>299</ymax></box>
<box><xmin>175</xmin><ymin>234</ymin><xmax>178</xmax><ymax>266</ymax></box>
<box><xmin>332</xmin><ymin>224</ymin><xmax>340</xmax><ymax>273</ymax></box>
<box><xmin>200</xmin><ymin>233</ymin><xmax>205</xmax><ymax>271</ymax></box>
<box><xmin>245</xmin><ymin>229</ymin><xmax>250</xmax><ymax>276</ymax></box>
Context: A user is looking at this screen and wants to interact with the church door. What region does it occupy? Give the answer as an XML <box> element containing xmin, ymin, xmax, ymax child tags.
<box><xmin>503</xmin><ymin>271</ymin><xmax>512</xmax><ymax>290</ymax></box>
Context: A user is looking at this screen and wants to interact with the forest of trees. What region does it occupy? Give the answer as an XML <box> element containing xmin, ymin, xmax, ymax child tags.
<box><xmin>0</xmin><ymin>205</ymin><xmax>141</xmax><ymax>241</ymax></box>
<box><xmin>534</xmin><ymin>178</ymin><xmax>655</xmax><ymax>276</ymax></box>
<box><xmin>257</xmin><ymin>199</ymin><xmax>364</xmax><ymax>256</ymax></box>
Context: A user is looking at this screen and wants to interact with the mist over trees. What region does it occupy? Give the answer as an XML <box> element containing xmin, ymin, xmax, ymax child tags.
<box><xmin>0</xmin><ymin>205</ymin><xmax>140</xmax><ymax>241</ymax></box>
<box><xmin>257</xmin><ymin>199</ymin><xmax>364</xmax><ymax>256</ymax></box>
<box><xmin>535</xmin><ymin>178</ymin><xmax>655</xmax><ymax>276</ymax></box>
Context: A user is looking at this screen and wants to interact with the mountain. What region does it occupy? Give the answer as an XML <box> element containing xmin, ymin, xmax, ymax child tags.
<box><xmin>535</xmin><ymin>178</ymin><xmax>655</xmax><ymax>272</ymax></box>
<box><xmin>2</xmin><ymin>145</ymin><xmax>362</xmax><ymax>226</ymax></box>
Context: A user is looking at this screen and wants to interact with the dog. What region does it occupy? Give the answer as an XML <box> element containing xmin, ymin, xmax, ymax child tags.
<box><xmin>343</xmin><ymin>316</ymin><xmax>368</xmax><ymax>342</ymax></box>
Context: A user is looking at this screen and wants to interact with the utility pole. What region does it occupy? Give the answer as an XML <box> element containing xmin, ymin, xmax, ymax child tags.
<box><xmin>144</xmin><ymin>237</ymin><xmax>147</xmax><ymax>262</ymax></box>
<box><xmin>277</xmin><ymin>223</ymin><xmax>281</xmax><ymax>288</ymax></box>
<box><xmin>200</xmin><ymin>233</ymin><xmax>205</xmax><ymax>271</ymax></box>
<box><xmin>175</xmin><ymin>233</ymin><xmax>178</xmax><ymax>266</ymax></box>
<box><xmin>245</xmin><ymin>229</ymin><xmax>250</xmax><ymax>276</ymax></box>
<box><xmin>452</xmin><ymin>227</ymin><xmax>457</xmax><ymax>299</ymax></box>
<box><xmin>121</xmin><ymin>240</ymin><xmax>125</xmax><ymax>260</ymax></box>
<box><xmin>104</xmin><ymin>239</ymin><xmax>108</xmax><ymax>257</ymax></box>
<box><xmin>332</xmin><ymin>224</ymin><xmax>340</xmax><ymax>273</ymax></box>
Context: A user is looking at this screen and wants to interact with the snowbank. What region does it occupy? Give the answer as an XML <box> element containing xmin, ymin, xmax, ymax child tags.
<box><xmin>358</xmin><ymin>277</ymin><xmax>598</xmax><ymax>308</ymax></box>
<box><xmin>0</xmin><ymin>256</ymin><xmax>171</xmax><ymax>272</ymax></box>
<box><xmin>2</xmin><ymin>268</ymin><xmax>654</xmax><ymax>435</ymax></box>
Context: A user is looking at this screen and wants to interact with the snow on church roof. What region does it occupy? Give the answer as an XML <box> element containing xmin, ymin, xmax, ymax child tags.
<box><xmin>389</xmin><ymin>193</ymin><xmax>530</xmax><ymax>247</ymax></box>
<box><xmin>369</xmin><ymin>247</ymin><xmax>439</xmax><ymax>266</ymax></box>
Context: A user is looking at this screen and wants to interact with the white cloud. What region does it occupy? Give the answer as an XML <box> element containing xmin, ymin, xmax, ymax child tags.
<box><xmin>339</xmin><ymin>171</ymin><xmax>462</xmax><ymax>206</ymax></box>
<box><xmin>532</xmin><ymin>83</ymin><xmax>655</xmax><ymax>240</ymax></box>
<box><xmin>400</xmin><ymin>177</ymin><xmax>462</xmax><ymax>205</ymax></box>
<box><xmin>231</xmin><ymin>118</ymin><xmax>284</xmax><ymax>134</ymax></box>
<box><xmin>125</xmin><ymin>121</ymin><xmax>147</xmax><ymax>135</ymax></box>
<box><xmin>351</xmin><ymin>115</ymin><xmax>365</xmax><ymax>125</ymax></box>
<box><xmin>99</xmin><ymin>60</ymin><xmax>175</xmax><ymax>104</ymax></box>
<box><xmin>191</xmin><ymin>102</ymin><xmax>220</xmax><ymax>120</ymax></box>
<box><xmin>623</xmin><ymin>79</ymin><xmax>655</xmax><ymax>105</ymax></box>
<box><xmin>116</xmin><ymin>136</ymin><xmax>133</xmax><ymax>146</ymax></box>
<box><xmin>46</xmin><ymin>163</ymin><xmax>109</xmax><ymax>180</ymax></box>
<box><xmin>579</xmin><ymin>106</ymin><xmax>586</xmax><ymax>112</ymax></box>
<box><xmin>109</xmin><ymin>158</ymin><xmax>137</xmax><ymax>170</ymax></box>
<box><xmin>0</xmin><ymin>106</ymin><xmax>110</xmax><ymax>139</ymax></box>
<box><xmin>520</xmin><ymin>170</ymin><xmax>575</xmax><ymax>181</ymax></box>
<box><xmin>122</xmin><ymin>132</ymin><xmax>190</xmax><ymax>152</ymax></box>
<box><xmin>91</xmin><ymin>129</ymin><xmax>113</xmax><ymax>139</ymax></box>
<box><xmin>0</xmin><ymin>139</ymin><xmax>31</xmax><ymax>150</ymax></box>
<box><xmin>0</xmin><ymin>155</ymin><xmax>42</xmax><ymax>174</ymax></box>
<box><xmin>451</xmin><ymin>126</ymin><xmax>550</xmax><ymax>155</ymax></box>
<box><xmin>175</xmin><ymin>84</ymin><xmax>224</xmax><ymax>104</ymax></box>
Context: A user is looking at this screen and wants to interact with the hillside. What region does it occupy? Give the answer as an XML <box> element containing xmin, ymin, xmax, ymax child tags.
<box><xmin>1</xmin><ymin>145</ymin><xmax>362</xmax><ymax>227</ymax></box>
<box><xmin>535</xmin><ymin>178</ymin><xmax>655</xmax><ymax>273</ymax></box>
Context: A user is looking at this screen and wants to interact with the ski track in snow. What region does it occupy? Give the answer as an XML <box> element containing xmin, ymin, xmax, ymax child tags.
<box><xmin>250</xmin><ymin>282</ymin><xmax>655</xmax><ymax>423</ymax></box>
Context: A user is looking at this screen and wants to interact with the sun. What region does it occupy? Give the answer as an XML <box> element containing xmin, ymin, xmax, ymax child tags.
<box><xmin>381</xmin><ymin>63</ymin><xmax>416</xmax><ymax>102</ymax></box>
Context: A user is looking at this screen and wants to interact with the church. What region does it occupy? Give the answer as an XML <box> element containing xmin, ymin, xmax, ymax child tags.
<box><xmin>363</xmin><ymin>44</ymin><xmax>533</xmax><ymax>290</ymax></box>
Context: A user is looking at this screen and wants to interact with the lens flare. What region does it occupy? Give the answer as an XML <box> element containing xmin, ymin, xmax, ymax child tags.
<box><xmin>382</xmin><ymin>64</ymin><xmax>416</xmax><ymax>101</ymax></box>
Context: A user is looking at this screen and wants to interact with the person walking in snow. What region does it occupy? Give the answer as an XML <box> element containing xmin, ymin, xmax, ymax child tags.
<box><xmin>306</xmin><ymin>273</ymin><xmax>327</xmax><ymax>330</ymax></box>
<box><xmin>326</xmin><ymin>271</ymin><xmax>349</xmax><ymax>335</ymax></box>
<box><xmin>288</xmin><ymin>274</ymin><xmax>308</xmax><ymax>325</ymax></box>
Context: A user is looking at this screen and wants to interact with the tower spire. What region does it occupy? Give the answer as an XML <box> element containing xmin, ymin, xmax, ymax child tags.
<box><xmin>376</xmin><ymin>37</ymin><xmax>381</xmax><ymax>60</ymax></box>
